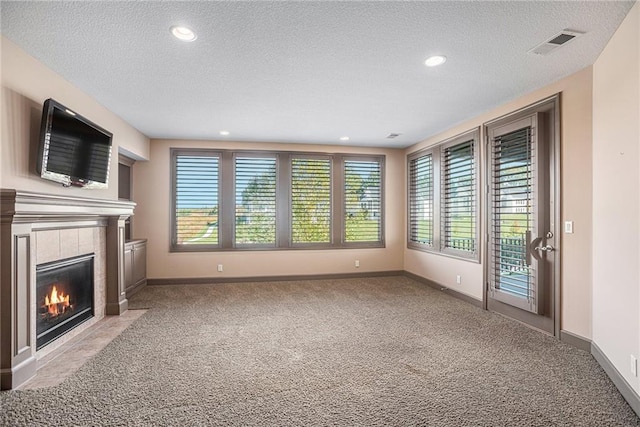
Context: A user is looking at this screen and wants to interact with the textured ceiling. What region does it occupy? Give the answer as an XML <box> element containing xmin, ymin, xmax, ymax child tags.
<box><xmin>1</xmin><ymin>1</ymin><xmax>634</xmax><ymax>148</ymax></box>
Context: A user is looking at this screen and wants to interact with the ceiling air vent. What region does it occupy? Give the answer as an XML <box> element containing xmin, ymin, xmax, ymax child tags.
<box><xmin>529</xmin><ymin>29</ymin><xmax>584</xmax><ymax>56</ymax></box>
<box><xmin>386</xmin><ymin>133</ymin><xmax>402</xmax><ymax>139</ymax></box>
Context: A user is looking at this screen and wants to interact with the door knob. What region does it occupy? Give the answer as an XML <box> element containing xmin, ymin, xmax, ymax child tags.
<box><xmin>534</xmin><ymin>245</ymin><xmax>555</xmax><ymax>252</ymax></box>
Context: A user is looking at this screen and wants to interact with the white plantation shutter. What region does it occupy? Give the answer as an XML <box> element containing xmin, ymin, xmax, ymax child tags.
<box><xmin>234</xmin><ymin>156</ymin><xmax>277</xmax><ymax>245</ymax></box>
<box><xmin>291</xmin><ymin>158</ymin><xmax>332</xmax><ymax>244</ymax></box>
<box><xmin>344</xmin><ymin>159</ymin><xmax>382</xmax><ymax>243</ymax></box>
<box><xmin>441</xmin><ymin>139</ymin><xmax>476</xmax><ymax>253</ymax></box>
<box><xmin>409</xmin><ymin>153</ymin><xmax>433</xmax><ymax>246</ymax></box>
<box><xmin>174</xmin><ymin>154</ymin><xmax>220</xmax><ymax>246</ymax></box>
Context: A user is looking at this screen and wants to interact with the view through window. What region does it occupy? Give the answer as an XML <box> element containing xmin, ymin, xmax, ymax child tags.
<box><xmin>171</xmin><ymin>150</ymin><xmax>384</xmax><ymax>251</ymax></box>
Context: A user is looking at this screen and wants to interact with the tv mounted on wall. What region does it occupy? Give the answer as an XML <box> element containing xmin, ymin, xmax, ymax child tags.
<box><xmin>37</xmin><ymin>98</ymin><xmax>113</xmax><ymax>189</ymax></box>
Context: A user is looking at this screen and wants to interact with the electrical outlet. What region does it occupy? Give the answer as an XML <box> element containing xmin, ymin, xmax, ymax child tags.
<box><xmin>217</xmin><ymin>264</ymin><xmax>223</xmax><ymax>272</ymax></box>
<box><xmin>631</xmin><ymin>355</ymin><xmax>638</xmax><ymax>377</ymax></box>
<box><xmin>355</xmin><ymin>260</ymin><xmax>360</xmax><ymax>268</ymax></box>
<box><xmin>456</xmin><ymin>275</ymin><xmax>461</xmax><ymax>284</ymax></box>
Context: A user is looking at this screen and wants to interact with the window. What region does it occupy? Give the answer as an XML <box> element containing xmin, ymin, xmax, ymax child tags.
<box><xmin>234</xmin><ymin>155</ymin><xmax>277</xmax><ymax>246</ymax></box>
<box><xmin>408</xmin><ymin>153</ymin><xmax>433</xmax><ymax>246</ymax></box>
<box><xmin>172</xmin><ymin>151</ymin><xmax>220</xmax><ymax>248</ymax></box>
<box><xmin>407</xmin><ymin>129</ymin><xmax>479</xmax><ymax>261</ymax></box>
<box><xmin>170</xmin><ymin>149</ymin><xmax>384</xmax><ymax>251</ymax></box>
<box><xmin>441</xmin><ymin>139</ymin><xmax>476</xmax><ymax>253</ymax></box>
<box><xmin>344</xmin><ymin>159</ymin><xmax>382</xmax><ymax>243</ymax></box>
<box><xmin>291</xmin><ymin>157</ymin><xmax>332</xmax><ymax>244</ymax></box>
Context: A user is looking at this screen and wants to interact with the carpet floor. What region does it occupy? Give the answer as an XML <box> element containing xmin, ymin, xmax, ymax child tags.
<box><xmin>2</xmin><ymin>276</ymin><xmax>639</xmax><ymax>426</ymax></box>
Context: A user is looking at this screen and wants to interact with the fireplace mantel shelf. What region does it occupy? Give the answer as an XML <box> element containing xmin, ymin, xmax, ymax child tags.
<box><xmin>1</xmin><ymin>189</ymin><xmax>135</xmax><ymax>223</ymax></box>
<box><xmin>1</xmin><ymin>188</ymin><xmax>134</xmax><ymax>390</ymax></box>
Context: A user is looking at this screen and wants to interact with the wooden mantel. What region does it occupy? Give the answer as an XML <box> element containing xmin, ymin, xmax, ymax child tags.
<box><xmin>1</xmin><ymin>189</ymin><xmax>136</xmax><ymax>222</ymax></box>
<box><xmin>0</xmin><ymin>189</ymin><xmax>136</xmax><ymax>390</ymax></box>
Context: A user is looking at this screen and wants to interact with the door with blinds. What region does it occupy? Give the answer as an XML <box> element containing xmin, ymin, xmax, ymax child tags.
<box><xmin>486</xmin><ymin>108</ymin><xmax>557</xmax><ymax>334</ymax></box>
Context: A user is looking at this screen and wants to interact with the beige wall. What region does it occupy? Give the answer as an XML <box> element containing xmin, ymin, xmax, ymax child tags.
<box><xmin>133</xmin><ymin>139</ymin><xmax>405</xmax><ymax>279</ymax></box>
<box><xmin>404</xmin><ymin>67</ymin><xmax>594</xmax><ymax>339</ymax></box>
<box><xmin>592</xmin><ymin>2</ymin><xmax>640</xmax><ymax>394</ymax></box>
<box><xmin>1</xmin><ymin>36</ymin><xmax>150</xmax><ymax>199</ymax></box>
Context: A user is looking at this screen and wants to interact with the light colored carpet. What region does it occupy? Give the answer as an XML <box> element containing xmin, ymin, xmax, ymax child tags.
<box><xmin>2</xmin><ymin>276</ymin><xmax>639</xmax><ymax>426</ymax></box>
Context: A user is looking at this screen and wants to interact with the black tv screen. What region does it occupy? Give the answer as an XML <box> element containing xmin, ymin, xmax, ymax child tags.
<box><xmin>37</xmin><ymin>99</ymin><xmax>113</xmax><ymax>189</ymax></box>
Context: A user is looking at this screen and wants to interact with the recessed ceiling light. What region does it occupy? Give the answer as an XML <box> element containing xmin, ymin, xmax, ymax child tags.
<box><xmin>424</xmin><ymin>55</ymin><xmax>447</xmax><ymax>67</ymax></box>
<box><xmin>219</xmin><ymin>130</ymin><xmax>230</xmax><ymax>136</ymax></box>
<box><xmin>170</xmin><ymin>26</ymin><xmax>197</xmax><ymax>42</ymax></box>
<box><xmin>339</xmin><ymin>136</ymin><xmax>350</xmax><ymax>141</ymax></box>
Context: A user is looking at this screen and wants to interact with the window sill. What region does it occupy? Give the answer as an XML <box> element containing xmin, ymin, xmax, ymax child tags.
<box><xmin>406</xmin><ymin>244</ymin><xmax>480</xmax><ymax>264</ymax></box>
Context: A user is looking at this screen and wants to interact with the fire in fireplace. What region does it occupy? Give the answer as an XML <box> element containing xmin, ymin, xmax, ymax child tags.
<box><xmin>36</xmin><ymin>254</ymin><xmax>95</xmax><ymax>350</ymax></box>
<box><xmin>42</xmin><ymin>285</ymin><xmax>71</xmax><ymax>317</ymax></box>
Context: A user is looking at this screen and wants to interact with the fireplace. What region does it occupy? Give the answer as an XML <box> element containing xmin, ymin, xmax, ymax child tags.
<box><xmin>1</xmin><ymin>189</ymin><xmax>133</xmax><ymax>390</ymax></box>
<box><xmin>36</xmin><ymin>254</ymin><xmax>95</xmax><ymax>350</ymax></box>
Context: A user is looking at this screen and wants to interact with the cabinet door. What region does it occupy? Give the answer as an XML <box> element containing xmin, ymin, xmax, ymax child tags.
<box><xmin>132</xmin><ymin>242</ymin><xmax>147</xmax><ymax>285</ymax></box>
<box><xmin>124</xmin><ymin>245</ymin><xmax>133</xmax><ymax>291</ymax></box>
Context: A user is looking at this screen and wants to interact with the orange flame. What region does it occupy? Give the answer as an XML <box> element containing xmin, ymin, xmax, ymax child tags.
<box><xmin>43</xmin><ymin>285</ymin><xmax>70</xmax><ymax>316</ymax></box>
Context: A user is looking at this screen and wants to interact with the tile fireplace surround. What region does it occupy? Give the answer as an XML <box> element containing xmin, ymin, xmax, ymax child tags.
<box><xmin>0</xmin><ymin>189</ymin><xmax>135</xmax><ymax>390</ymax></box>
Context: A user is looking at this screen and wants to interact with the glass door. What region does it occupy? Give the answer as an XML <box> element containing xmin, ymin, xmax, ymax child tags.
<box><xmin>487</xmin><ymin>114</ymin><xmax>551</xmax><ymax>315</ymax></box>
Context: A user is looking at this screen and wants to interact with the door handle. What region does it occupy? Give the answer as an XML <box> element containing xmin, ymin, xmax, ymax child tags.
<box><xmin>534</xmin><ymin>245</ymin><xmax>555</xmax><ymax>252</ymax></box>
<box><xmin>528</xmin><ymin>235</ymin><xmax>543</xmax><ymax>262</ymax></box>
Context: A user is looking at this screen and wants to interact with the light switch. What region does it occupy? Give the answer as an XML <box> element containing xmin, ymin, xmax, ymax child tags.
<box><xmin>564</xmin><ymin>221</ymin><xmax>574</xmax><ymax>234</ymax></box>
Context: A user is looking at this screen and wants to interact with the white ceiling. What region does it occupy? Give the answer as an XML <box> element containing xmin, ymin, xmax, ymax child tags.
<box><xmin>1</xmin><ymin>1</ymin><xmax>634</xmax><ymax>148</ymax></box>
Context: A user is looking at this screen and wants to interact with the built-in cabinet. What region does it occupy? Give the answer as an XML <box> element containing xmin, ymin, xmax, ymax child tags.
<box><xmin>119</xmin><ymin>154</ymin><xmax>147</xmax><ymax>298</ymax></box>
<box><xmin>124</xmin><ymin>239</ymin><xmax>147</xmax><ymax>297</ymax></box>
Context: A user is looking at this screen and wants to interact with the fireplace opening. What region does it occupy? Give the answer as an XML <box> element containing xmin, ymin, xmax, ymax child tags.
<box><xmin>36</xmin><ymin>254</ymin><xmax>95</xmax><ymax>350</ymax></box>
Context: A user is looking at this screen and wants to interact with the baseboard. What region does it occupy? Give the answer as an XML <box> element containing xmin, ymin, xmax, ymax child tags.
<box><xmin>105</xmin><ymin>299</ymin><xmax>128</xmax><ymax>316</ymax></box>
<box><xmin>0</xmin><ymin>356</ymin><xmax>37</xmax><ymax>391</ymax></box>
<box><xmin>560</xmin><ymin>330</ymin><xmax>591</xmax><ymax>352</ymax></box>
<box><xmin>591</xmin><ymin>341</ymin><xmax>640</xmax><ymax>418</ymax></box>
<box><xmin>147</xmin><ymin>270</ymin><xmax>405</xmax><ymax>286</ymax></box>
<box><xmin>126</xmin><ymin>279</ymin><xmax>147</xmax><ymax>299</ymax></box>
<box><xmin>403</xmin><ymin>271</ymin><xmax>483</xmax><ymax>308</ymax></box>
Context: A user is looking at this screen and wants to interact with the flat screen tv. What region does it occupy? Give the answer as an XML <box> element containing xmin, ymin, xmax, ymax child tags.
<box><xmin>37</xmin><ymin>98</ymin><xmax>113</xmax><ymax>189</ymax></box>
